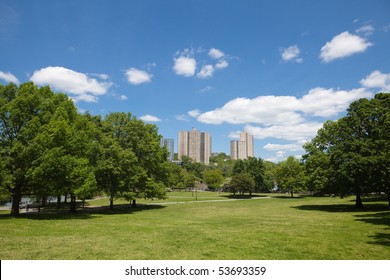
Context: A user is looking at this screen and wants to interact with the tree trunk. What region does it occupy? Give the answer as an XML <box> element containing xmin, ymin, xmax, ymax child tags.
<box><xmin>386</xmin><ymin>190</ymin><xmax>390</xmax><ymax>210</ymax></box>
<box><xmin>109</xmin><ymin>198</ymin><xmax>114</xmax><ymax>210</ymax></box>
<box><xmin>290</xmin><ymin>190</ymin><xmax>294</xmax><ymax>198</ymax></box>
<box><xmin>57</xmin><ymin>195</ymin><xmax>61</xmax><ymax>209</ymax></box>
<box><xmin>41</xmin><ymin>196</ymin><xmax>47</xmax><ymax>207</ymax></box>
<box><xmin>10</xmin><ymin>185</ymin><xmax>21</xmax><ymax>216</ymax></box>
<box><xmin>69</xmin><ymin>195</ymin><xmax>77</xmax><ymax>213</ymax></box>
<box><xmin>132</xmin><ymin>199</ymin><xmax>137</xmax><ymax>208</ymax></box>
<box><xmin>355</xmin><ymin>189</ymin><xmax>364</xmax><ymax>208</ymax></box>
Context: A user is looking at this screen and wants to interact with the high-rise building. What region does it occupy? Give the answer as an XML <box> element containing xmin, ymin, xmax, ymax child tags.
<box><xmin>178</xmin><ymin>128</ymin><xmax>211</xmax><ymax>164</ymax></box>
<box><xmin>230</xmin><ymin>131</ymin><xmax>254</xmax><ymax>160</ymax></box>
<box><xmin>160</xmin><ymin>138</ymin><xmax>174</xmax><ymax>161</ymax></box>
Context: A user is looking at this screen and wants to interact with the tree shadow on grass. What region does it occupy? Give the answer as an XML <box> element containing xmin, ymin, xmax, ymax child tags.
<box><xmin>221</xmin><ymin>194</ymin><xmax>267</xmax><ymax>200</ymax></box>
<box><xmin>292</xmin><ymin>203</ymin><xmax>389</xmax><ymax>213</ymax></box>
<box><xmin>272</xmin><ymin>195</ymin><xmax>305</xmax><ymax>199</ymax></box>
<box><xmin>0</xmin><ymin>203</ymin><xmax>165</xmax><ymax>221</ymax></box>
<box><xmin>355</xmin><ymin>212</ymin><xmax>390</xmax><ymax>247</ymax></box>
<box><xmin>367</xmin><ymin>232</ymin><xmax>390</xmax><ymax>247</ymax></box>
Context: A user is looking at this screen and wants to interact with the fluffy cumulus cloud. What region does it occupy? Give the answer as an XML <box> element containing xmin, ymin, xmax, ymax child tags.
<box><xmin>0</xmin><ymin>71</ymin><xmax>19</xmax><ymax>84</ymax></box>
<box><xmin>140</xmin><ymin>114</ymin><xmax>161</xmax><ymax>122</ymax></box>
<box><xmin>208</xmin><ymin>48</ymin><xmax>225</xmax><ymax>59</ymax></box>
<box><xmin>173</xmin><ymin>47</ymin><xmax>230</xmax><ymax>78</ymax></box>
<box><xmin>173</xmin><ymin>56</ymin><xmax>197</xmax><ymax>77</ymax></box>
<box><xmin>196</xmin><ymin>87</ymin><xmax>372</xmax><ymax>126</ymax></box>
<box><xmin>125</xmin><ymin>67</ymin><xmax>152</xmax><ymax>85</ymax></box>
<box><xmin>281</xmin><ymin>45</ymin><xmax>303</xmax><ymax>63</ymax></box>
<box><xmin>193</xmin><ymin>84</ymin><xmax>373</xmax><ymax>145</ymax></box>
<box><xmin>360</xmin><ymin>70</ymin><xmax>390</xmax><ymax>92</ymax></box>
<box><xmin>244</xmin><ymin>123</ymin><xmax>323</xmax><ymax>142</ymax></box>
<box><xmin>263</xmin><ymin>143</ymin><xmax>302</xmax><ymax>151</ymax></box>
<box><xmin>197</xmin><ymin>65</ymin><xmax>214</xmax><ymax>79</ymax></box>
<box><xmin>30</xmin><ymin>66</ymin><xmax>112</xmax><ymax>102</ymax></box>
<box><xmin>320</xmin><ymin>31</ymin><xmax>372</xmax><ymax>62</ymax></box>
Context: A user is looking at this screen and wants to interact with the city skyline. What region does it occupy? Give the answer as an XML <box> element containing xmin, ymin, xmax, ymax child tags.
<box><xmin>1</xmin><ymin>1</ymin><xmax>389</xmax><ymax>162</ymax></box>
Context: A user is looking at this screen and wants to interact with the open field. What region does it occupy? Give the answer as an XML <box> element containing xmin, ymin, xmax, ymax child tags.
<box><xmin>0</xmin><ymin>192</ymin><xmax>389</xmax><ymax>259</ymax></box>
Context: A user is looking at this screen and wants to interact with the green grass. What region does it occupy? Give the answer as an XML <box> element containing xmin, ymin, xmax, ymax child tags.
<box><xmin>0</xmin><ymin>192</ymin><xmax>389</xmax><ymax>260</ymax></box>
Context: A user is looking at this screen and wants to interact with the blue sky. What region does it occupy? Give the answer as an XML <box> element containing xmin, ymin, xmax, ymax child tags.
<box><xmin>1</xmin><ymin>0</ymin><xmax>390</xmax><ymax>162</ymax></box>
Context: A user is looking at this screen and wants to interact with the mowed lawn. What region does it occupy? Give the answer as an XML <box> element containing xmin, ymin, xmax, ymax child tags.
<box><xmin>0</xmin><ymin>192</ymin><xmax>389</xmax><ymax>260</ymax></box>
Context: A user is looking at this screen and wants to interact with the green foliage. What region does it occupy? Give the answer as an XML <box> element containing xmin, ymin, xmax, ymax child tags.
<box><xmin>203</xmin><ymin>169</ymin><xmax>224</xmax><ymax>191</ymax></box>
<box><xmin>303</xmin><ymin>93</ymin><xmax>390</xmax><ymax>208</ymax></box>
<box><xmin>0</xmin><ymin>83</ymin><xmax>169</xmax><ymax>214</ymax></box>
<box><xmin>232</xmin><ymin>157</ymin><xmax>266</xmax><ymax>191</ymax></box>
<box><xmin>229</xmin><ymin>172</ymin><xmax>255</xmax><ymax>195</ymax></box>
<box><xmin>276</xmin><ymin>156</ymin><xmax>306</xmax><ymax>197</ymax></box>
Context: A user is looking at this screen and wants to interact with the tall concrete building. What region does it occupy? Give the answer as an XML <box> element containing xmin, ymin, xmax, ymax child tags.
<box><xmin>178</xmin><ymin>128</ymin><xmax>211</xmax><ymax>164</ymax></box>
<box><xmin>230</xmin><ymin>131</ymin><xmax>254</xmax><ymax>160</ymax></box>
<box><xmin>160</xmin><ymin>138</ymin><xmax>174</xmax><ymax>161</ymax></box>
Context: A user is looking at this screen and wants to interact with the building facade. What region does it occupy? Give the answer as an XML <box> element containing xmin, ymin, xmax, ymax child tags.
<box><xmin>178</xmin><ymin>128</ymin><xmax>211</xmax><ymax>164</ymax></box>
<box><xmin>160</xmin><ymin>138</ymin><xmax>174</xmax><ymax>161</ymax></box>
<box><xmin>230</xmin><ymin>131</ymin><xmax>254</xmax><ymax>160</ymax></box>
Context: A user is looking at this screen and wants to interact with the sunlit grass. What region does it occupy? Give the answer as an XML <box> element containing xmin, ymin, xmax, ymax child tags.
<box><xmin>0</xmin><ymin>193</ymin><xmax>389</xmax><ymax>260</ymax></box>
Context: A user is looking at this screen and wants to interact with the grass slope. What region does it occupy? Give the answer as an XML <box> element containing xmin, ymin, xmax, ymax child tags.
<box><xmin>0</xmin><ymin>192</ymin><xmax>389</xmax><ymax>259</ymax></box>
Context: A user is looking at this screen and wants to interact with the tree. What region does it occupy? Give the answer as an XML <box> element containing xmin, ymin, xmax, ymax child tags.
<box><xmin>303</xmin><ymin>93</ymin><xmax>390</xmax><ymax>208</ymax></box>
<box><xmin>230</xmin><ymin>172</ymin><xmax>255</xmax><ymax>196</ymax></box>
<box><xmin>99</xmin><ymin>112</ymin><xmax>168</xmax><ymax>208</ymax></box>
<box><xmin>203</xmin><ymin>169</ymin><xmax>224</xmax><ymax>191</ymax></box>
<box><xmin>232</xmin><ymin>157</ymin><xmax>266</xmax><ymax>192</ymax></box>
<box><xmin>263</xmin><ymin>161</ymin><xmax>278</xmax><ymax>192</ymax></box>
<box><xmin>276</xmin><ymin>156</ymin><xmax>306</xmax><ymax>197</ymax></box>
<box><xmin>0</xmin><ymin>83</ymin><xmax>80</xmax><ymax>215</ymax></box>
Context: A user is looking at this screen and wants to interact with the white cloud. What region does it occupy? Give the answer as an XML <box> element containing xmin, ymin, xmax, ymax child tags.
<box><xmin>0</xmin><ymin>71</ymin><xmax>19</xmax><ymax>84</ymax></box>
<box><xmin>197</xmin><ymin>95</ymin><xmax>304</xmax><ymax>126</ymax></box>
<box><xmin>300</xmin><ymin>87</ymin><xmax>372</xmax><ymax>117</ymax></box>
<box><xmin>30</xmin><ymin>66</ymin><xmax>112</xmax><ymax>100</ymax></box>
<box><xmin>72</xmin><ymin>94</ymin><xmax>99</xmax><ymax>103</ymax></box>
<box><xmin>281</xmin><ymin>45</ymin><xmax>303</xmax><ymax>63</ymax></box>
<box><xmin>208</xmin><ymin>48</ymin><xmax>224</xmax><ymax>59</ymax></box>
<box><xmin>140</xmin><ymin>114</ymin><xmax>161</xmax><ymax>122</ymax></box>
<box><xmin>197</xmin><ymin>65</ymin><xmax>214</xmax><ymax>79</ymax></box>
<box><xmin>360</xmin><ymin>70</ymin><xmax>390</xmax><ymax>92</ymax></box>
<box><xmin>356</xmin><ymin>25</ymin><xmax>374</xmax><ymax>36</ymax></box>
<box><xmin>263</xmin><ymin>143</ymin><xmax>302</xmax><ymax>151</ymax></box>
<box><xmin>319</xmin><ymin>31</ymin><xmax>372</xmax><ymax>63</ymax></box>
<box><xmin>188</xmin><ymin>109</ymin><xmax>201</xmax><ymax>118</ymax></box>
<box><xmin>125</xmin><ymin>67</ymin><xmax>152</xmax><ymax>85</ymax></box>
<box><xmin>276</xmin><ymin>151</ymin><xmax>285</xmax><ymax>158</ymax></box>
<box><xmin>119</xmin><ymin>95</ymin><xmax>128</xmax><ymax>101</ymax></box>
<box><xmin>245</xmin><ymin>123</ymin><xmax>323</xmax><ymax>142</ymax></box>
<box><xmin>176</xmin><ymin>114</ymin><xmax>190</xmax><ymax>122</ymax></box>
<box><xmin>198</xmin><ymin>86</ymin><xmax>213</xmax><ymax>93</ymax></box>
<box><xmin>215</xmin><ymin>60</ymin><xmax>229</xmax><ymax>69</ymax></box>
<box><xmin>173</xmin><ymin>56</ymin><xmax>197</xmax><ymax>77</ymax></box>
<box><xmin>196</xmin><ymin>87</ymin><xmax>372</xmax><ymax>126</ymax></box>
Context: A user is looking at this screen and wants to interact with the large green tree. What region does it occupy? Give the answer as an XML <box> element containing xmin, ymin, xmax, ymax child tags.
<box><xmin>276</xmin><ymin>156</ymin><xmax>306</xmax><ymax>198</ymax></box>
<box><xmin>0</xmin><ymin>83</ymin><xmax>81</xmax><ymax>215</ymax></box>
<box><xmin>203</xmin><ymin>169</ymin><xmax>224</xmax><ymax>191</ymax></box>
<box><xmin>303</xmin><ymin>93</ymin><xmax>390</xmax><ymax>208</ymax></box>
<box><xmin>232</xmin><ymin>157</ymin><xmax>266</xmax><ymax>192</ymax></box>
<box><xmin>98</xmin><ymin>112</ymin><xmax>168</xmax><ymax>208</ymax></box>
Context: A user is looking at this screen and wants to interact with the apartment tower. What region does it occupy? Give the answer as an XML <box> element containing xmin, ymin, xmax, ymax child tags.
<box><xmin>160</xmin><ymin>138</ymin><xmax>174</xmax><ymax>161</ymax></box>
<box><xmin>178</xmin><ymin>128</ymin><xmax>211</xmax><ymax>164</ymax></box>
<box><xmin>230</xmin><ymin>131</ymin><xmax>254</xmax><ymax>160</ymax></box>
